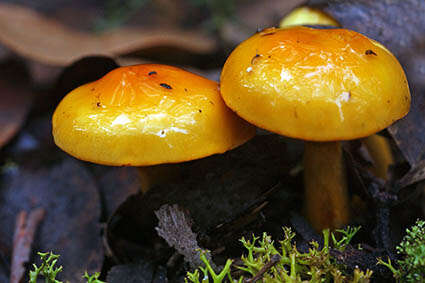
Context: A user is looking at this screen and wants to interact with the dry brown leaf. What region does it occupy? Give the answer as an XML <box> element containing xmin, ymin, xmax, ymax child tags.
<box><xmin>0</xmin><ymin>3</ymin><xmax>217</xmax><ymax>66</ymax></box>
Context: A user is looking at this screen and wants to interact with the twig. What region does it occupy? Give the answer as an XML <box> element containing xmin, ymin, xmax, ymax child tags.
<box><xmin>244</xmin><ymin>254</ymin><xmax>281</xmax><ymax>283</ymax></box>
<box><xmin>10</xmin><ymin>208</ymin><xmax>45</xmax><ymax>283</ymax></box>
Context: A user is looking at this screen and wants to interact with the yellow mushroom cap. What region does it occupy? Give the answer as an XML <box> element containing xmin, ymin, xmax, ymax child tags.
<box><xmin>52</xmin><ymin>64</ymin><xmax>255</xmax><ymax>166</ymax></box>
<box><xmin>279</xmin><ymin>6</ymin><xmax>340</xmax><ymax>28</ymax></box>
<box><xmin>220</xmin><ymin>27</ymin><xmax>410</xmax><ymax>141</ymax></box>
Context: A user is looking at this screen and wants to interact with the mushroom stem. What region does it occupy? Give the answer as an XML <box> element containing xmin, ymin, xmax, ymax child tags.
<box><xmin>303</xmin><ymin>141</ymin><xmax>350</xmax><ymax>232</ymax></box>
<box><xmin>363</xmin><ymin>135</ymin><xmax>394</xmax><ymax>180</ymax></box>
<box><xmin>138</xmin><ymin>164</ymin><xmax>182</xmax><ymax>193</ymax></box>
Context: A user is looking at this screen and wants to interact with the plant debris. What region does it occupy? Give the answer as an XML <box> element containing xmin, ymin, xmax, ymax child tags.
<box><xmin>155</xmin><ymin>204</ymin><xmax>214</xmax><ymax>270</ymax></box>
<box><xmin>10</xmin><ymin>208</ymin><xmax>45</xmax><ymax>283</ymax></box>
<box><xmin>0</xmin><ymin>3</ymin><xmax>217</xmax><ymax>66</ymax></box>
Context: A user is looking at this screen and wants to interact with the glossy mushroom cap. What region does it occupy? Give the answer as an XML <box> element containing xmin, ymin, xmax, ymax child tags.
<box><xmin>220</xmin><ymin>27</ymin><xmax>410</xmax><ymax>141</ymax></box>
<box><xmin>52</xmin><ymin>64</ymin><xmax>255</xmax><ymax>166</ymax></box>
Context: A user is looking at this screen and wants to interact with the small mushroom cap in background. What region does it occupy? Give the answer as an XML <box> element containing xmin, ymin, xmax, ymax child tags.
<box><xmin>220</xmin><ymin>26</ymin><xmax>410</xmax><ymax>142</ymax></box>
<box><xmin>52</xmin><ymin>64</ymin><xmax>255</xmax><ymax>166</ymax></box>
<box><xmin>279</xmin><ymin>6</ymin><xmax>340</xmax><ymax>27</ymax></box>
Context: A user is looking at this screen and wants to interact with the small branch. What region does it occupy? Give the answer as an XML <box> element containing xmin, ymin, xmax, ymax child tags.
<box><xmin>10</xmin><ymin>208</ymin><xmax>45</xmax><ymax>283</ymax></box>
<box><xmin>244</xmin><ymin>254</ymin><xmax>281</xmax><ymax>283</ymax></box>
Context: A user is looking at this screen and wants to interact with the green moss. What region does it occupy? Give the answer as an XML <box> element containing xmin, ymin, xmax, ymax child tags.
<box><xmin>29</xmin><ymin>252</ymin><xmax>104</xmax><ymax>283</ymax></box>
<box><xmin>186</xmin><ymin>226</ymin><xmax>372</xmax><ymax>282</ymax></box>
<box><xmin>379</xmin><ymin>219</ymin><xmax>425</xmax><ymax>282</ymax></box>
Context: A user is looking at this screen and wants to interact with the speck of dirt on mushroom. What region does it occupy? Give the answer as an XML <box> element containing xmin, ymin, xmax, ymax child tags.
<box><xmin>365</xmin><ymin>49</ymin><xmax>377</xmax><ymax>56</ymax></box>
<box><xmin>160</xmin><ymin>83</ymin><xmax>172</xmax><ymax>89</ymax></box>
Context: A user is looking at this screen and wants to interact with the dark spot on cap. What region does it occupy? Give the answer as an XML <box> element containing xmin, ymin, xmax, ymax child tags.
<box><xmin>148</xmin><ymin>71</ymin><xmax>157</xmax><ymax>75</ymax></box>
<box><xmin>209</xmin><ymin>101</ymin><xmax>214</xmax><ymax>105</ymax></box>
<box><xmin>160</xmin><ymin>83</ymin><xmax>172</xmax><ymax>89</ymax></box>
<box><xmin>96</xmin><ymin>102</ymin><xmax>101</xmax><ymax>107</ymax></box>
<box><xmin>184</xmin><ymin>88</ymin><xmax>188</xmax><ymax>92</ymax></box>
<box><xmin>365</xmin><ymin>49</ymin><xmax>377</xmax><ymax>56</ymax></box>
<box><xmin>251</xmin><ymin>54</ymin><xmax>261</xmax><ymax>65</ymax></box>
<box><xmin>387</xmin><ymin>100</ymin><xmax>390</xmax><ymax>104</ymax></box>
<box><xmin>198</xmin><ymin>109</ymin><xmax>202</xmax><ymax>113</ymax></box>
<box><xmin>91</xmin><ymin>88</ymin><xmax>95</xmax><ymax>91</ymax></box>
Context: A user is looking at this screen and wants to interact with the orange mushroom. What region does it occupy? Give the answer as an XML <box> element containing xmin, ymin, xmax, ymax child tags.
<box><xmin>280</xmin><ymin>6</ymin><xmax>395</xmax><ymax>181</ymax></box>
<box><xmin>52</xmin><ymin>64</ymin><xmax>255</xmax><ymax>191</ymax></box>
<box><xmin>220</xmin><ymin>26</ymin><xmax>410</xmax><ymax>231</ymax></box>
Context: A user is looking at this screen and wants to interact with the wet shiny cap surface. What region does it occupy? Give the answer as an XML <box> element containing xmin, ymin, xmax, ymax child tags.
<box><xmin>220</xmin><ymin>26</ymin><xmax>410</xmax><ymax>141</ymax></box>
<box><xmin>52</xmin><ymin>64</ymin><xmax>255</xmax><ymax>166</ymax></box>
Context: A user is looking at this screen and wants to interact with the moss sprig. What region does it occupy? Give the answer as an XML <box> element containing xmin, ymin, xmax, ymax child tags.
<box><xmin>378</xmin><ymin>219</ymin><xmax>425</xmax><ymax>282</ymax></box>
<box><xmin>29</xmin><ymin>251</ymin><xmax>105</xmax><ymax>283</ymax></box>
<box><xmin>186</xmin><ymin>226</ymin><xmax>371</xmax><ymax>282</ymax></box>
<box><xmin>29</xmin><ymin>252</ymin><xmax>63</xmax><ymax>283</ymax></box>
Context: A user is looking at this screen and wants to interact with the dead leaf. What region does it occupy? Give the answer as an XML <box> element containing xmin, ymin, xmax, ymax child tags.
<box><xmin>0</xmin><ymin>3</ymin><xmax>217</xmax><ymax>66</ymax></box>
<box><xmin>107</xmin><ymin>261</ymin><xmax>155</xmax><ymax>283</ymax></box>
<box><xmin>0</xmin><ymin>59</ymin><xmax>32</xmax><ymax>149</ymax></box>
<box><xmin>90</xmin><ymin>165</ymin><xmax>140</xmax><ymax>219</ymax></box>
<box><xmin>10</xmin><ymin>208</ymin><xmax>45</xmax><ymax>283</ymax></box>
<box><xmin>0</xmin><ymin>154</ymin><xmax>103</xmax><ymax>282</ymax></box>
<box><xmin>397</xmin><ymin>159</ymin><xmax>425</xmax><ymax>188</ymax></box>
